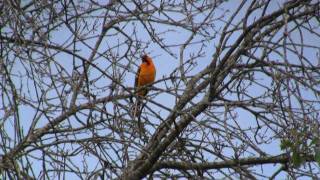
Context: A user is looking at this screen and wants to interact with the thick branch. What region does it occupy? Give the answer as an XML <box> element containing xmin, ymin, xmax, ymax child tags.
<box><xmin>151</xmin><ymin>154</ymin><xmax>315</xmax><ymax>172</ymax></box>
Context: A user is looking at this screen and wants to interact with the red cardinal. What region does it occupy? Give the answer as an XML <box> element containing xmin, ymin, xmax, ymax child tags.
<box><xmin>133</xmin><ymin>54</ymin><xmax>156</xmax><ymax>133</ymax></box>
<box><xmin>135</xmin><ymin>54</ymin><xmax>156</xmax><ymax>97</ymax></box>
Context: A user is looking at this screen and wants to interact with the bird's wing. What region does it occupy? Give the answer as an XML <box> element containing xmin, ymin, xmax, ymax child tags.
<box><xmin>135</xmin><ymin>65</ymin><xmax>141</xmax><ymax>88</ymax></box>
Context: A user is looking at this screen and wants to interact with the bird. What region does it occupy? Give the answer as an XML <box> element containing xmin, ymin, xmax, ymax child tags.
<box><xmin>133</xmin><ymin>54</ymin><xmax>156</xmax><ymax>135</ymax></box>
<box><xmin>135</xmin><ymin>54</ymin><xmax>156</xmax><ymax>97</ymax></box>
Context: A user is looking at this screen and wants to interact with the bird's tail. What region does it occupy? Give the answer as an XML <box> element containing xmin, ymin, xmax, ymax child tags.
<box><xmin>133</xmin><ymin>98</ymin><xmax>142</xmax><ymax>120</ymax></box>
<box><xmin>132</xmin><ymin>98</ymin><xmax>145</xmax><ymax>139</ymax></box>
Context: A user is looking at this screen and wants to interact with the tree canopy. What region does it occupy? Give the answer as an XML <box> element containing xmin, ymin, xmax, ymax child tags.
<box><xmin>1</xmin><ymin>0</ymin><xmax>320</xmax><ymax>179</ymax></box>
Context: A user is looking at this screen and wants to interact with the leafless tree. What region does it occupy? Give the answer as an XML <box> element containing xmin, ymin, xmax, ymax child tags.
<box><xmin>1</xmin><ymin>0</ymin><xmax>320</xmax><ymax>179</ymax></box>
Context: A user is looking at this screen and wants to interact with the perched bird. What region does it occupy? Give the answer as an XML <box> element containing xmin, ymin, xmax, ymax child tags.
<box><xmin>135</xmin><ymin>54</ymin><xmax>156</xmax><ymax>97</ymax></box>
<box><xmin>133</xmin><ymin>54</ymin><xmax>156</xmax><ymax>134</ymax></box>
